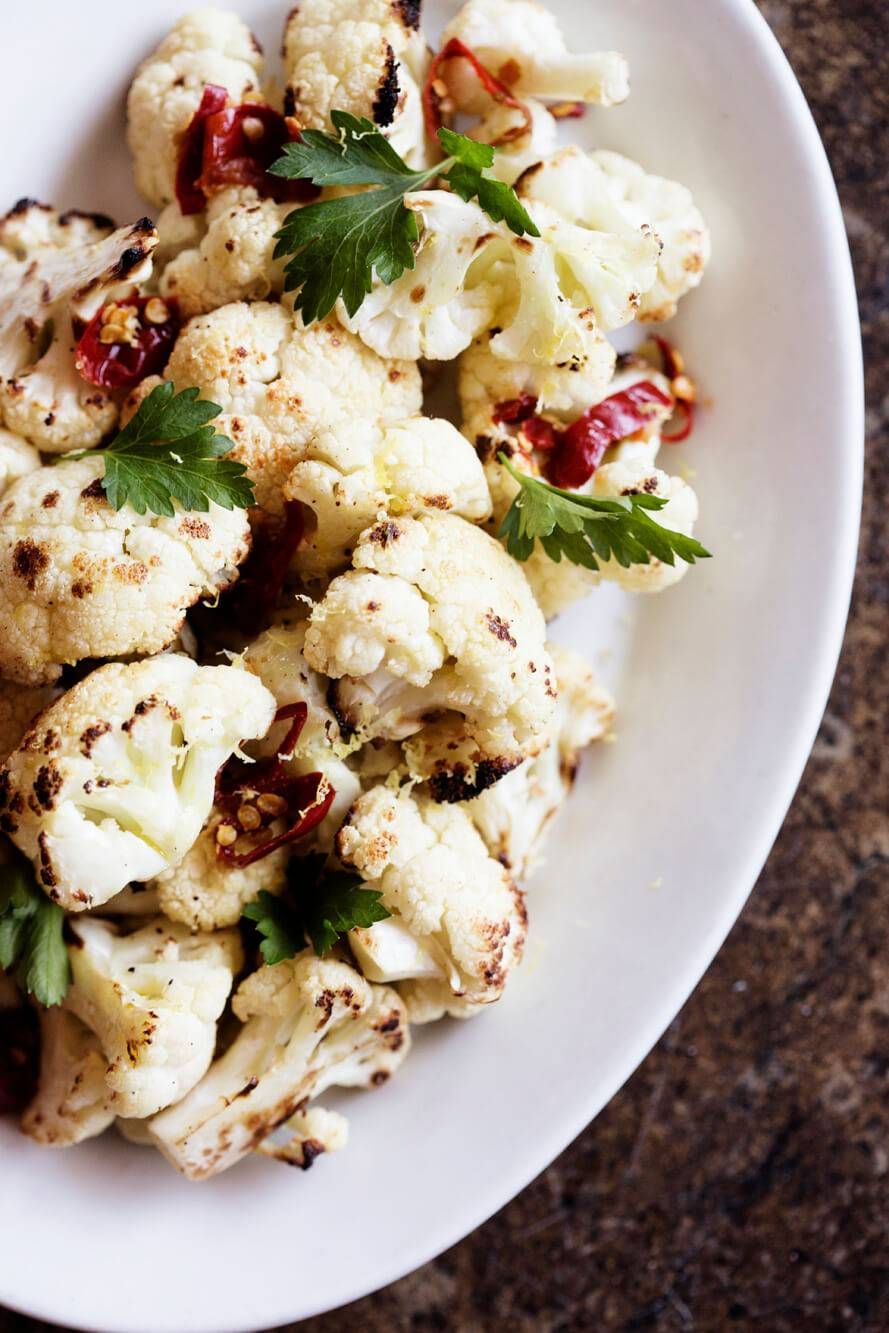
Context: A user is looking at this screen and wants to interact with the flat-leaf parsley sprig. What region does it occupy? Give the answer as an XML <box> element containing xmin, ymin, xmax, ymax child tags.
<box><xmin>0</xmin><ymin>855</ymin><xmax>70</xmax><ymax>1007</ymax></box>
<box><xmin>498</xmin><ymin>454</ymin><xmax>712</xmax><ymax>571</ymax></box>
<box><xmin>270</xmin><ymin>112</ymin><xmax>539</xmax><ymax>323</ymax></box>
<box><xmin>63</xmin><ymin>382</ymin><xmax>255</xmax><ymax>519</ymax></box>
<box><xmin>243</xmin><ymin>870</ymin><xmax>391</xmax><ymax>964</ymax></box>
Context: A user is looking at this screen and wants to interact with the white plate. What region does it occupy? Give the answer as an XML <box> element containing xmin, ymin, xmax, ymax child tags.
<box><xmin>0</xmin><ymin>2</ymin><xmax>862</xmax><ymax>1329</ymax></box>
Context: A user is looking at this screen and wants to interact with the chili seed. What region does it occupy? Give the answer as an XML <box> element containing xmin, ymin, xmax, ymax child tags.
<box><xmin>144</xmin><ymin>297</ymin><xmax>170</xmax><ymax>325</ymax></box>
<box><xmin>257</xmin><ymin>793</ymin><xmax>288</xmax><ymax>817</ymax></box>
<box><xmin>237</xmin><ymin>803</ymin><xmax>262</xmax><ymax>831</ymax></box>
<box><xmin>215</xmin><ymin>823</ymin><xmax>238</xmax><ymax>847</ymax></box>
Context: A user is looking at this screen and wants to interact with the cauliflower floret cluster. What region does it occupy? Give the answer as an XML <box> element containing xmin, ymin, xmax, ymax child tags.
<box><xmin>0</xmin><ymin>427</ymin><xmax>39</xmax><ymax>496</ymax></box>
<box><xmin>338</xmin><ymin>785</ymin><xmax>527</xmax><ymax>1020</ymax></box>
<box><xmin>153</xmin><ymin>821</ymin><xmax>289</xmax><ymax>933</ymax></box>
<box><xmin>284</xmin><ymin>414</ymin><xmax>492</xmax><ymax>580</ymax></box>
<box><xmin>338</xmin><ymin>192</ymin><xmax>501</xmax><ymax>362</ymax></box>
<box><xmin>126</xmin><ymin>8</ymin><xmax>265</xmax><ymax>208</ymax></box>
<box><xmin>467</xmin><ymin>642</ymin><xmax>614</xmax><ymax>876</ymax></box>
<box><xmin>518</xmin><ymin>145</ymin><xmax>711</xmax><ymax>322</ymax></box>
<box><xmin>20</xmin><ymin>1007</ymin><xmax>115</xmax><ymax>1147</ymax></box>
<box><xmin>0</xmin><ymin>202</ymin><xmax>157</xmax><ymax>451</ymax></box>
<box><xmin>149</xmin><ymin>952</ymin><xmax>409</xmax><ymax>1178</ymax></box>
<box><xmin>0</xmin><ymin>655</ymin><xmax>276</xmax><ymax>910</ymax></box>
<box><xmin>304</xmin><ymin>512</ymin><xmax>556</xmax><ymax>799</ymax></box>
<box><xmin>64</xmin><ymin>915</ymin><xmax>243</xmax><ymax>1119</ymax></box>
<box><xmin>441</xmin><ymin>0</ymin><xmax>630</xmax><ymax>108</ymax></box>
<box><xmin>156</xmin><ymin>186</ymin><xmax>292</xmax><ymax>318</ymax></box>
<box><xmin>283</xmin><ymin>0</ymin><xmax>428</xmax><ymax>166</ymax></box>
<box><xmin>141</xmin><ymin>301</ymin><xmax>421</xmax><ymax>513</ymax></box>
<box><xmin>0</xmin><ymin>455</ymin><xmax>251</xmax><ymax>684</ymax></box>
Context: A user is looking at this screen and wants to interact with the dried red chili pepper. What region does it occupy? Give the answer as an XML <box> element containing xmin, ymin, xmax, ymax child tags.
<box><xmin>661</xmin><ymin>399</ymin><xmax>695</xmax><ymax>444</ymax></box>
<box><xmin>521</xmin><ymin>415</ymin><xmax>558</xmax><ymax>451</ymax></box>
<box><xmin>271</xmin><ymin>702</ymin><xmax>309</xmax><ymax>761</ymax></box>
<box><xmin>176</xmin><ymin>83</ymin><xmax>229</xmax><ymax>215</ymax></box>
<box><xmin>75</xmin><ymin>295</ymin><xmax>180</xmax><ymax>391</ymax></box>
<box><xmin>221</xmin><ymin>500</ymin><xmax>306</xmax><ymax>638</ymax></box>
<box><xmin>492</xmin><ymin>393</ymin><xmax>539</xmax><ymax>425</ymax></box>
<box><xmin>652</xmin><ymin>335</ymin><xmax>697</xmax><ymax>444</ymax></box>
<box><xmin>0</xmin><ymin>1006</ymin><xmax>39</xmax><ymax>1116</ymax></box>
<box><xmin>423</xmin><ymin>38</ymin><xmax>533</xmax><ymax>142</ymax></box>
<box><xmin>214</xmin><ymin>760</ymin><xmax>334</xmax><ymax>868</ymax></box>
<box><xmin>175</xmin><ymin>86</ymin><xmax>318</xmax><ymax>215</ymax></box>
<box><xmin>545</xmin><ymin>381</ymin><xmax>673</xmax><ymax>489</ymax></box>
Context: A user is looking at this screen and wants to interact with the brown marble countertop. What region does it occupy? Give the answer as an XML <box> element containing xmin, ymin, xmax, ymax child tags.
<box><xmin>3</xmin><ymin>2</ymin><xmax>886</xmax><ymax>1330</ymax></box>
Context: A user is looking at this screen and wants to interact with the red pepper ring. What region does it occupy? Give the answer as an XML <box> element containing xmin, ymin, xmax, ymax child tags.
<box><xmin>272</xmin><ymin>702</ymin><xmax>309</xmax><ymax>761</ymax></box>
<box><xmin>492</xmin><ymin>392</ymin><xmax>539</xmax><ymax>425</ymax></box>
<box><xmin>75</xmin><ymin>294</ymin><xmax>181</xmax><ymax>391</ymax></box>
<box><xmin>661</xmin><ymin>397</ymin><xmax>695</xmax><ymax>444</ymax></box>
<box><xmin>422</xmin><ymin>37</ymin><xmax>534</xmax><ymax>143</ymax></box>
<box><xmin>214</xmin><ymin>760</ymin><xmax>335</xmax><ymax>867</ymax></box>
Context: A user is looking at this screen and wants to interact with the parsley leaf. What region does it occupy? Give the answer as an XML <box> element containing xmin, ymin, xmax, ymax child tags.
<box><xmin>243</xmin><ymin>869</ymin><xmax>391</xmax><ymax>962</ymax></box>
<box><xmin>0</xmin><ymin>856</ymin><xmax>70</xmax><ymax>1007</ymax></box>
<box><xmin>271</xmin><ymin>111</ymin><xmax>539</xmax><ymax>323</ymax></box>
<box><xmin>243</xmin><ymin>890</ymin><xmax>303</xmax><ymax>966</ymax></box>
<box><xmin>498</xmin><ymin>454</ymin><xmax>712</xmax><ymax>571</ymax></box>
<box><xmin>74</xmin><ymin>382</ymin><xmax>255</xmax><ymax>519</ymax></box>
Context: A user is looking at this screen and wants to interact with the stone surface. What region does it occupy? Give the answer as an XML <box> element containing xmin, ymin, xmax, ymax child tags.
<box><xmin>2</xmin><ymin>2</ymin><xmax>886</xmax><ymax>1331</ymax></box>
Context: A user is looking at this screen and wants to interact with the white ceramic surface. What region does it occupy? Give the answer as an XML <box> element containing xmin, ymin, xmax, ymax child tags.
<box><xmin>0</xmin><ymin>2</ymin><xmax>862</xmax><ymax>1330</ymax></box>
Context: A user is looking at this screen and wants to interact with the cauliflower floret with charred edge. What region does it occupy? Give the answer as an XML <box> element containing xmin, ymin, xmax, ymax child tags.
<box><xmin>441</xmin><ymin>0</ymin><xmax>629</xmax><ymax>108</ymax></box>
<box><xmin>284</xmin><ymin>414</ymin><xmax>492</xmax><ymax>580</ymax></box>
<box><xmin>283</xmin><ymin>0</ymin><xmax>428</xmax><ymax>167</ymax></box>
<box><xmin>468</xmin><ymin>98</ymin><xmax>558</xmax><ymax>186</ymax></box>
<box><xmin>0</xmin><ymin>680</ymin><xmax>58</xmax><ymax>766</ymax></box>
<box><xmin>156</xmin><ymin>187</ymin><xmax>293</xmax><ymax>318</ymax></box>
<box><xmin>126</xmin><ymin>8</ymin><xmax>265</xmax><ymax>208</ymax></box>
<box><xmin>20</xmin><ymin>1008</ymin><xmax>115</xmax><ymax>1147</ymax></box>
<box><xmin>520</xmin><ymin>145</ymin><xmax>711</xmax><ymax>322</ymax></box>
<box><xmin>467</xmin><ymin>642</ymin><xmax>614</xmax><ymax>876</ymax></box>
<box><xmin>0</xmin><ymin>428</ymin><xmax>39</xmax><ymax>496</ymax></box>
<box><xmin>145</xmin><ymin>301</ymin><xmax>421</xmax><ymax>513</ymax></box>
<box><xmin>0</xmin><ymin>203</ymin><xmax>157</xmax><ymax>452</ymax></box>
<box><xmin>304</xmin><ymin>512</ymin><xmax>556</xmax><ymax>801</ymax></box>
<box><xmin>338</xmin><ymin>785</ymin><xmax>527</xmax><ymax>1019</ymax></box>
<box><xmin>153</xmin><ymin>821</ymin><xmax>288</xmax><ymax>932</ymax></box>
<box><xmin>244</xmin><ymin>611</ymin><xmax>362</xmax><ymax>850</ymax></box>
<box><xmin>0</xmin><ymin>655</ymin><xmax>276</xmax><ymax>910</ymax></box>
<box><xmin>339</xmin><ymin>192</ymin><xmax>500</xmax><ymax>361</ymax></box>
<box><xmin>0</xmin><ymin>455</ymin><xmax>251</xmax><ymax>685</ymax></box>
<box><xmin>476</xmin><ymin>199</ymin><xmax>659</xmax><ymax>373</ymax></box>
<box><xmin>254</xmin><ymin>1104</ymin><xmax>349</xmax><ymax>1169</ymax></box>
<box><xmin>64</xmin><ymin>916</ymin><xmax>243</xmax><ymax>1119</ymax></box>
<box><xmin>148</xmin><ymin>952</ymin><xmax>409</xmax><ymax>1179</ymax></box>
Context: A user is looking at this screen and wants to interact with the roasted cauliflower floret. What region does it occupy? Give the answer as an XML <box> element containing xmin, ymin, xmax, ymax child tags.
<box><xmin>520</xmin><ymin>145</ymin><xmax>711</xmax><ymax>322</ymax></box>
<box><xmin>0</xmin><ymin>655</ymin><xmax>276</xmax><ymax>910</ymax></box>
<box><xmin>0</xmin><ymin>455</ymin><xmax>251</xmax><ymax>685</ymax></box>
<box><xmin>339</xmin><ymin>192</ymin><xmax>500</xmax><ymax>361</ymax></box>
<box><xmin>254</xmin><ymin>1104</ymin><xmax>349</xmax><ymax>1169</ymax></box>
<box><xmin>0</xmin><ymin>428</ymin><xmax>39</xmax><ymax>495</ymax></box>
<box><xmin>153</xmin><ymin>821</ymin><xmax>288</xmax><ymax>932</ymax></box>
<box><xmin>126</xmin><ymin>8</ymin><xmax>265</xmax><ymax>208</ymax></box>
<box><xmin>0</xmin><ymin>204</ymin><xmax>157</xmax><ymax>452</ymax></box>
<box><xmin>304</xmin><ymin>512</ymin><xmax>555</xmax><ymax>800</ymax></box>
<box><xmin>338</xmin><ymin>785</ymin><xmax>527</xmax><ymax>1019</ymax></box>
<box><xmin>0</xmin><ymin>681</ymin><xmax>58</xmax><ymax>765</ymax></box>
<box><xmin>64</xmin><ymin>916</ymin><xmax>243</xmax><ymax>1119</ymax></box>
<box><xmin>20</xmin><ymin>1007</ymin><xmax>115</xmax><ymax>1147</ymax></box>
<box><xmin>156</xmin><ymin>187</ymin><xmax>292</xmax><ymax>317</ymax></box>
<box><xmin>284</xmin><ymin>414</ymin><xmax>492</xmax><ymax>580</ymax></box>
<box><xmin>441</xmin><ymin>0</ymin><xmax>629</xmax><ymax>108</ymax></box>
<box><xmin>150</xmin><ymin>301</ymin><xmax>421</xmax><ymax>512</ymax></box>
<box><xmin>467</xmin><ymin>642</ymin><xmax>614</xmax><ymax>876</ymax></box>
<box><xmin>283</xmin><ymin>0</ymin><xmax>428</xmax><ymax>166</ymax></box>
<box><xmin>149</xmin><ymin>952</ymin><xmax>409</xmax><ymax>1178</ymax></box>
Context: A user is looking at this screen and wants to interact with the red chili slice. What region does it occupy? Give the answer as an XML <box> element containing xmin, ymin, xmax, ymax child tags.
<box><xmin>423</xmin><ymin>37</ymin><xmax>533</xmax><ymax>142</ymax></box>
<box><xmin>652</xmin><ymin>335</ymin><xmax>697</xmax><ymax>444</ymax></box>
<box><xmin>272</xmin><ymin>702</ymin><xmax>309</xmax><ymax>761</ymax></box>
<box><xmin>215</xmin><ymin>761</ymin><xmax>335</xmax><ymax>868</ymax></box>
<box><xmin>492</xmin><ymin>393</ymin><xmax>539</xmax><ymax>425</ymax></box>
<box><xmin>545</xmin><ymin>381</ymin><xmax>673</xmax><ymax>489</ymax></box>
<box><xmin>521</xmin><ymin>416</ymin><xmax>558</xmax><ymax>451</ymax></box>
<box><xmin>75</xmin><ymin>295</ymin><xmax>181</xmax><ymax>391</ymax></box>
<box><xmin>0</xmin><ymin>1006</ymin><xmax>39</xmax><ymax>1116</ymax></box>
<box><xmin>176</xmin><ymin>84</ymin><xmax>229</xmax><ymax>215</ymax></box>
<box><xmin>661</xmin><ymin>398</ymin><xmax>695</xmax><ymax>444</ymax></box>
<box><xmin>176</xmin><ymin>87</ymin><xmax>318</xmax><ymax>215</ymax></box>
<box><xmin>221</xmin><ymin>500</ymin><xmax>306</xmax><ymax>638</ymax></box>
